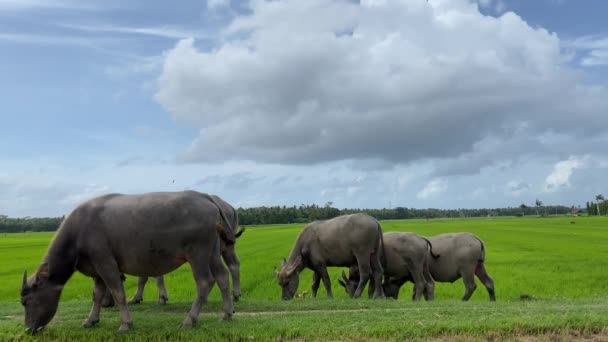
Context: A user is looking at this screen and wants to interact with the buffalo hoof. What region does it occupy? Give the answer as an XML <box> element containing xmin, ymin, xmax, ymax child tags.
<box><xmin>158</xmin><ymin>296</ymin><xmax>168</xmax><ymax>305</ymax></box>
<box><xmin>127</xmin><ymin>297</ymin><xmax>142</xmax><ymax>305</ymax></box>
<box><xmin>223</xmin><ymin>312</ymin><xmax>233</xmax><ymax>321</ymax></box>
<box><xmin>233</xmin><ymin>294</ymin><xmax>241</xmax><ymax>302</ymax></box>
<box><xmin>81</xmin><ymin>319</ymin><xmax>99</xmax><ymax>328</ymax></box>
<box><xmin>179</xmin><ymin>317</ymin><xmax>195</xmax><ymax>329</ymax></box>
<box><xmin>116</xmin><ymin>322</ymin><xmax>132</xmax><ymax>334</ymax></box>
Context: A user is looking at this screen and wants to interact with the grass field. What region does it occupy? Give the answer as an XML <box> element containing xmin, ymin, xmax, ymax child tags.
<box><xmin>1</xmin><ymin>216</ymin><xmax>607</xmax><ymax>341</ymax></box>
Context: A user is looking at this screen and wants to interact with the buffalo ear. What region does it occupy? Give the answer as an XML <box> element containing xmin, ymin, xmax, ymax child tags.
<box><xmin>338</xmin><ymin>279</ymin><xmax>346</xmax><ymax>288</ymax></box>
<box><xmin>273</xmin><ymin>267</ymin><xmax>279</xmax><ymax>279</ymax></box>
<box><xmin>280</xmin><ymin>258</ymin><xmax>287</xmax><ymax>269</ymax></box>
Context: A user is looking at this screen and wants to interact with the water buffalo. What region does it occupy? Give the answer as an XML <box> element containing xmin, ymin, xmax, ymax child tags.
<box><xmin>275</xmin><ymin>213</ymin><xmax>384</xmax><ymax>300</ymax></box>
<box><xmin>379</xmin><ymin>232</ymin><xmax>495</xmax><ymax>301</ymax></box>
<box><xmin>339</xmin><ymin>232</ymin><xmax>438</xmax><ymax>300</ymax></box>
<box><xmin>20</xmin><ymin>191</ymin><xmax>235</xmax><ymax>333</ymax></box>
<box><xmin>101</xmin><ymin>195</ymin><xmax>245</xmax><ymax>307</ymax></box>
<box><xmin>424</xmin><ymin>233</ymin><xmax>495</xmax><ymax>301</ymax></box>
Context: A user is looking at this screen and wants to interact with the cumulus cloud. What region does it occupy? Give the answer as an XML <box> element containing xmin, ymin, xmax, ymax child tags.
<box><xmin>564</xmin><ymin>35</ymin><xmax>608</xmax><ymax>67</ymax></box>
<box><xmin>544</xmin><ymin>156</ymin><xmax>587</xmax><ymax>192</ymax></box>
<box><xmin>417</xmin><ymin>178</ymin><xmax>448</xmax><ymax>200</ymax></box>
<box><xmin>155</xmin><ymin>0</ymin><xmax>607</xmax><ymax>169</ymax></box>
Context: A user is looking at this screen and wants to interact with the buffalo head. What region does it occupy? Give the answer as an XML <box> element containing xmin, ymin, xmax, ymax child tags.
<box><xmin>20</xmin><ymin>267</ymin><xmax>62</xmax><ymax>334</ymax></box>
<box><xmin>275</xmin><ymin>258</ymin><xmax>301</xmax><ymax>300</ymax></box>
<box><xmin>337</xmin><ymin>270</ymin><xmax>357</xmax><ymax>297</ymax></box>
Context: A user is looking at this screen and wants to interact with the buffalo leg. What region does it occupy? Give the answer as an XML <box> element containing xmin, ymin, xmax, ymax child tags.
<box><xmin>82</xmin><ymin>277</ymin><xmax>106</xmax><ymax>328</ymax></box>
<box><xmin>181</xmin><ymin>258</ymin><xmax>213</xmax><ymax>328</ymax></box>
<box><xmin>367</xmin><ymin>276</ymin><xmax>375</xmax><ymax>299</ymax></box>
<box><xmin>198</xmin><ymin>250</ymin><xmax>241</xmax><ymax>304</ymax></box>
<box><xmin>101</xmin><ymin>286</ymin><xmax>114</xmax><ymax>307</ymax></box>
<box><xmin>422</xmin><ymin>265</ymin><xmax>435</xmax><ymax>301</ymax></box>
<box><xmin>318</xmin><ymin>266</ymin><xmax>333</xmax><ymax>298</ymax></box>
<box><xmin>461</xmin><ymin>268</ymin><xmax>478</xmax><ymax>301</ymax></box>
<box><xmin>385</xmin><ymin>277</ymin><xmax>407</xmax><ymax>299</ymax></box>
<box><xmin>209</xmin><ymin>243</ymin><xmax>234</xmax><ymax>319</ymax></box>
<box><xmin>370</xmin><ymin>252</ymin><xmax>384</xmax><ymax>298</ymax></box>
<box><xmin>353</xmin><ymin>256</ymin><xmax>371</xmax><ymax>298</ymax></box>
<box><xmin>95</xmin><ymin>260</ymin><xmax>133</xmax><ymax>333</ymax></box>
<box><xmin>475</xmin><ymin>262</ymin><xmax>496</xmax><ymax>301</ymax></box>
<box><xmin>155</xmin><ymin>276</ymin><xmax>169</xmax><ymax>304</ymax></box>
<box><xmin>222</xmin><ymin>248</ymin><xmax>241</xmax><ymax>301</ymax></box>
<box><xmin>311</xmin><ymin>271</ymin><xmax>321</xmax><ymax>298</ymax></box>
<box><xmin>128</xmin><ymin>276</ymin><xmax>148</xmax><ymax>304</ymax></box>
<box><xmin>407</xmin><ymin>262</ymin><xmax>426</xmax><ymax>301</ymax></box>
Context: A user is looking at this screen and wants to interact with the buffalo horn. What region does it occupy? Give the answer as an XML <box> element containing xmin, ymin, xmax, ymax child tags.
<box><xmin>22</xmin><ymin>270</ymin><xmax>28</xmax><ymax>291</ymax></box>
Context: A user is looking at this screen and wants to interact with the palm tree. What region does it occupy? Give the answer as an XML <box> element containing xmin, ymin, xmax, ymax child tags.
<box><xmin>535</xmin><ymin>199</ymin><xmax>543</xmax><ymax>216</ymax></box>
<box><xmin>596</xmin><ymin>194</ymin><xmax>605</xmax><ymax>216</ymax></box>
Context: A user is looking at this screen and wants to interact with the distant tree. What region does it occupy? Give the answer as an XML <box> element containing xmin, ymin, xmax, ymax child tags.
<box><xmin>519</xmin><ymin>203</ymin><xmax>527</xmax><ymax>216</ymax></box>
<box><xmin>596</xmin><ymin>194</ymin><xmax>605</xmax><ymax>216</ymax></box>
<box><xmin>535</xmin><ymin>199</ymin><xmax>543</xmax><ymax>216</ymax></box>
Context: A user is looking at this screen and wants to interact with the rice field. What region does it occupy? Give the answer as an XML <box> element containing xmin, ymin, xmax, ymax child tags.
<box><xmin>1</xmin><ymin>216</ymin><xmax>607</xmax><ymax>341</ymax></box>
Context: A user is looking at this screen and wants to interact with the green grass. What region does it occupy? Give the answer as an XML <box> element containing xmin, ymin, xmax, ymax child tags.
<box><xmin>1</xmin><ymin>216</ymin><xmax>608</xmax><ymax>340</ymax></box>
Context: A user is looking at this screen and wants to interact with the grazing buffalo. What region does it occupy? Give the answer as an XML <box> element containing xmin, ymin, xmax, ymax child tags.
<box><xmin>423</xmin><ymin>233</ymin><xmax>495</xmax><ymax>301</ymax></box>
<box><xmin>20</xmin><ymin>191</ymin><xmax>235</xmax><ymax>333</ymax></box>
<box><xmin>378</xmin><ymin>233</ymin><xmax>495</xmax><ymax>301</ymax></box>
<box><xmin>275</xmin><ymin>213</ymin><xmax>384</xmax><ymax>300</ymax></box>
<box><xmin>101</xmin><ymin>195</ymin><xmax>245</xmax><ymax>307</ymax></box>
<box><xmin>339</xmin><ymin>232</ymin><xmax>438</xmax><ymax>300</ymax></box>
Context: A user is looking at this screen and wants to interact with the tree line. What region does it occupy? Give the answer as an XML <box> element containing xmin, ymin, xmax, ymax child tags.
<box><xmin>237</xmin><ymin>203</ymin><xmax>573</xmax><ymax>225</ymax></box>
<box><xmin>0</xmin><ymin>203</ymin><xmax>580</xmax><ymax>233</ymax></box>
<box><xmin>586</xmin><ymin>194</ymin><xmax>607</xmax><ymax>216</ymax></box>
<box><xmin>0</xmin><ymin>215</ymin><xmax>64</xmax><ymax>233</ymax></box>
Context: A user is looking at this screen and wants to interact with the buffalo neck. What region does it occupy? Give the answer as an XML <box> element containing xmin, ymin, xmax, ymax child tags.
<box><xmin>42</xmin><ymin>222</ymin><xmax>79</xmax><ymax>286</ymax></box>
<box><xmin>286</xmin><ymin>237</ymin><xmax>307</xmax><ymax>272</ymax></box>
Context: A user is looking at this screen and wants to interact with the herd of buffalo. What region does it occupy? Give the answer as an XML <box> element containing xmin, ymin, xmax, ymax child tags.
<box><xmin>20</xmin><ymin>191</ymin><xmax>495</xmax><ymax>334</ymax></box>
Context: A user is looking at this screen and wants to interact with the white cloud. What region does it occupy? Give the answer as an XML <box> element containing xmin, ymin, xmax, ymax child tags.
<box><xmin>417</xmin><ymin>178</ymin><xmax>448</xmax><ymax>200</ymax></box>
<box><xmin>155</xmin><ymin>0</ymin><xmax>607</xmax><ymax>167</ymax></box>
<box><xmin>61</xmin><ymin>24</ymin><xmax>213</xmax><ymax>40</ymax></box>
<box><xmin>544</xmin><ymin>156</ymin><xmax>588</xmax><ymax>192</ymax></box>
<box><xmin>0</xmin><ymin>32</ymin><xmax>97</xmax><ymax>47</ymax></box>
<box><xmin>564</xmin><ymin>35</ymin><xmax>608</xmax><ymax>67</ymax></box>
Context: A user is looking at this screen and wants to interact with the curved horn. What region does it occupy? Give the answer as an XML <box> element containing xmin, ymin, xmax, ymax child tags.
<box><xmin>22</xmin><ymin>270</ymin><xmax>28</xmax><ymax>291</ymax></box>
<box><xmin>235</xmin><ymin>226</ymin><xmax>246</xmax><ymax>238</ymax></box>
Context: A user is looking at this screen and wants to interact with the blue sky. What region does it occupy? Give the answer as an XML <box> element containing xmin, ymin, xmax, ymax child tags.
<box><xmin>1</xmin><ymin>0</ymin><xmax>607</xmax><ymax>217</ymax></box>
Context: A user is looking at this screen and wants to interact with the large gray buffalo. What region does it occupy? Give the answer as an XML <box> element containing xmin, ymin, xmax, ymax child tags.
<box><xmin>101</xmin><ymin>195</ymin><xmax>245</xmax><ymax>307</ymax></box>
<box><xmin>20</xmin><ymin>191</ymin><xmax>235</xmax><ymax>333</ymax></box>
<box><xmin>275</xmin><ymin>213</ymin><xmax>384</xmax><ymax>300</ymax></box>
<box><xmin>381</xmin><ymin>232</ymin><xmax>495</xmax><ymax>301</ymax></box>
<box><xmin>340</xmin><ymin>232</ymin><xmax>438</xmax><ymax>300</ymax></box>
